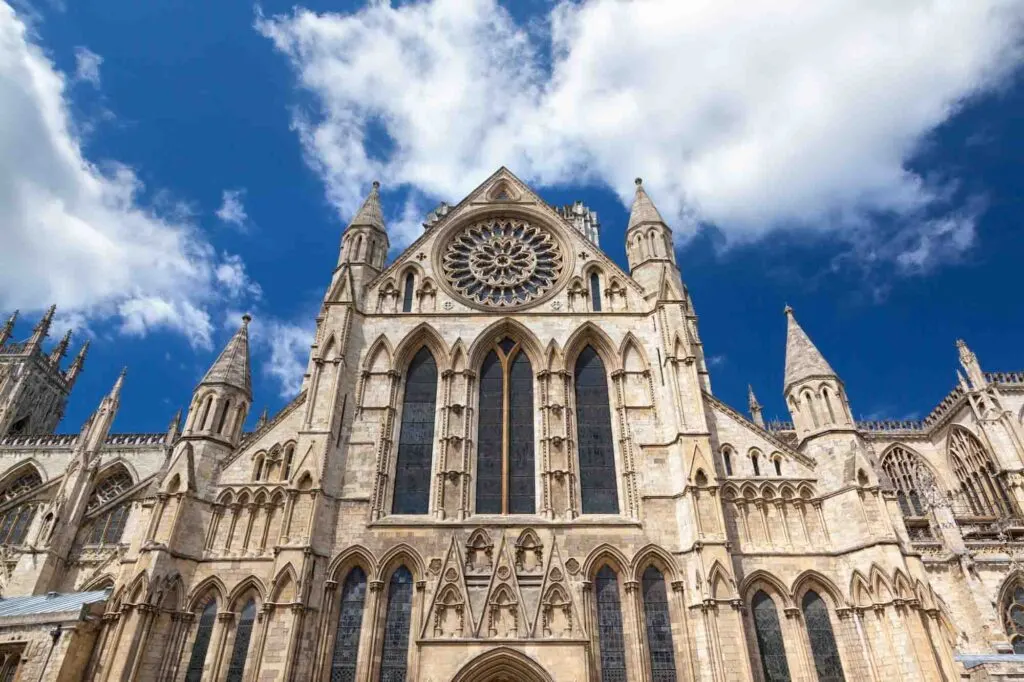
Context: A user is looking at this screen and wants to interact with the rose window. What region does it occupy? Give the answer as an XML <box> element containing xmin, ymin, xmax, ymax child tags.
<box><xmin>442</xmin><ymin>219</ymin><xmax>563</xmax><ymax>306</ymax></box>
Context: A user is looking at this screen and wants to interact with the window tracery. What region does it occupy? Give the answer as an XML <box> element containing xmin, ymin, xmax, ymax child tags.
<box><xmin>184</xmin><ymin>599</ymin><xmax>217</xmax><ymax>682</ymax></box>
<box><xmin>392</xmin><ymin>348</ymin><xmax>437</xmax><ymax>515</ymax></box>
<box><xmin>948</xmin><ymin>427</ymin><xmax>1015</xmax><ymax>517</ymax></box>
<box><xmin>575</xmin><ymin>346</ymin><xmax>618</xmax><ymax>514</ymax></box>
<box><xmin>330</xmin><ymin>567</ymin><xmax>367</xmax><ymax>682</ymax></box>
<box><xmin>475</xmin><ymin>338</ymin><xmax>535</xmax><ymax>514</ymax></box>
<box><xmin>380</xmin><ymin>567</ymin><xmax>413</xmax><ymax>682</ymax></box>
<box><xmin>88</xmin><ymin>468</ymin><xmax>132</xmax><ymax>511</ymax></box>
<box><xmin>802</xmin><ymin>591</ymin><xmax>845</xmax><ymax>681</ymax></box>
<box><xmin>442</xmin><ymin>218</ymin><xmax>563</xmax><ymax>307</ymax></box>
<box><xmin>225</xmin><ymin>598</ymin><xmax>257</xmax><ymax>682</ymax></box>
<box><xmin>1002</xmin><ymin>580</ymin><xmax>1024</xmax><ymax>654</ymax></box>
<box><xmin>0</xmin><ymin>470</ymin><xmax>41</xmax><ymax>503</ymax></box>
<box><xmin>752</xmin><ymin>591</ymin><xmax>791</xmax><ymax>682</ymax></box>
<box><xmin>0</xmin><ymin>506</ymin><xmax>34</xmax><ymax>546</ymax></box>
<box><xmin>86</xmin><ymin>503</ymin><xmax>129</xmax><ymax>545</ymax></box>
<box><xmin>881</xmin><ymin>446</ymin><xmax>926</xmax><ymax>517</ymax></box>
<box><xmin>641</xmin><ymin>566</ymin><xmax>677</xmax><ymax>682</ymax></box>
<box><xmin>595</xmin><ymin>566</ymin><xmax>627</xmax><ymax>682</ymax></box>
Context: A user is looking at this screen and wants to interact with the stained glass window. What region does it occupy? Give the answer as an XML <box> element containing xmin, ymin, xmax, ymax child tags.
<box><xmin>392</xmin><ymin>348</ymin><xmax>437</xmax><ymax>514</ymax></box>
<box><xmin>475</xmin><ymin>339</ymin><xmax>534</xmax><ymax>514</ymax></box>
<box><xmin>595</xmin><ymin>566</ymin><xmax>627</xmax><ymax>682</ymax></box>
<box><xmin>1003</xmin><ymin>583</ymin><xmax>1024</xmax><ymax>654</ymax></box>
<box><xmin>330</xmin><ymin>567</ymin><xmax>367</xmax><ymax>682</ymax></box>
<box><xmin>642</xmin><ymin>566</ymin><xmax>677</xmax><ymax>682</ymax></box>
<box><xmin>402</xmin><ymin>273</ymin><xmax>414</xmax><ymax>313</ymax></box>
<box><xmin>88</xmin><ymin>468</ymin><xmax>133</xmax><ymax>511</ymax></box>
<box><xmin>752</xmin><ymin>591</ymin><xmax>791</xmax><ymax>682</ymax></box>
<box><xmin>184</xmin><ymin>599</ymin><xmax>217</xmax><ymax>682</ymax></box>
<box><xmin>0</xmin><ymin>506</ymin><xmax>33</xmax><ymax>545</ymax></box>
<box><xmin>380</xmin><ymin>567</ymin><xmax>413</xmax><ymax>682</ymax></box>
<box><xmin>0</xmin><ymin>470</ymin><xmax>41</xmax><ymax>503</ymax></box>
<box><xmin>225</xmin><ymin>599</ymin><xmax>257</xmax><ymax>682</ymax></box>
<box><xmin>576</xmin><ymin>346</ymin><xmax>619</xmax><ymax>514</ymax></box>
<box><xmin>802</xmin><ymin>591</ymin><xmax>845</xmax><ymax>681</ymax></box>
<box><xmin>85</xmin><ymin>503</ymin><xmax>130</xmax><ymax>546</ymax></box>
<box><xmin>590</xmin><ymin>273</ymin><xmax>602</xmax><ymax>312</ymax></box>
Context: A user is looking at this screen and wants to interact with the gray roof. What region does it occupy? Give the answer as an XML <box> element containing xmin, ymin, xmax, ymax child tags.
<box><xmin>201</xmin><ymin>316</ymin><xmax>252</xmax><ymax>397</ymax></box>
<box><xmin>627</xmin><ymin>179</ymin><xmax>666</xmax><ymax>231</ymax></box>
<box><xmin>783</xmin><ymin>307</ymin><xmax>837</xmax><ymax>392</ymax></box>
<box><xmin>0</xmin><ymin>590</ymin><xmax>108</xmax><ymax>619</ymax></box>
<box><xmin>348</xmin><ymin>181</ymin><xmax>385</xmax><ymax>232</ymax></box>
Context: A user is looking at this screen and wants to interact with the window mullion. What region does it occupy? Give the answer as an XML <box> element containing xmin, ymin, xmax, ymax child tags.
<box><xmin>501</xmin><ymin>350</ymin><xmax>510</xmax><ymax>515</ymax></box>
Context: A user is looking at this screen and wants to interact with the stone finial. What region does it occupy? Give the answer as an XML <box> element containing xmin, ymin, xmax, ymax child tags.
<box><xmin>66</xmin><ymin>340</ymin><xmax>90</xmax><ymax>387</ymax></box>
<box><xmin>748</xmin><ymin>384</ymin><xmax>765</xmax><ymax>428</ymax></box>
<box><xmin>50</xmin><ymin>329</ymin><xmax>72</xmax><ymax>364</ymax></box>
<box><xmin>956</xmin><ymin>339</ymin><xmax>987</xmax><ymax>390</ymax></box>
<box><xmin>29</xmin><ymin>304</ymin><xmax>56</xmax><ymax>348</ymax></box>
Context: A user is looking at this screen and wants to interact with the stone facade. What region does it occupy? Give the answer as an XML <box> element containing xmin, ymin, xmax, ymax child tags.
<box><xmin>0</xmin><ymin>168</ymin><xmax>1021</xmax><ymax>681</ymax></box>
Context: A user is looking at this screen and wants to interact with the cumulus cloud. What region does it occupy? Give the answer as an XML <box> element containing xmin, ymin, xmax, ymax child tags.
<box><xmin>258</xmin><ymin>0</ymin><xmax>1024</xmax><ymax>270</ymax></box>
<box><xmin>72</xmin><ymin>45</ymin><xmax>101</xmax><ymax>86</ymax></box>
<box><xmin>0</xmin><ymin>2</ymin><xmax>257</xmax><ymax>349</ymax></box>
<box><xmin>227</xmin><ymin>312</ymin><xmax>312</xmax><ymax>398</ymax></box>
<box><xmin>215</xmin><ymin>188</ymin><xmax>249</xmax><ymax>229</ymax></box>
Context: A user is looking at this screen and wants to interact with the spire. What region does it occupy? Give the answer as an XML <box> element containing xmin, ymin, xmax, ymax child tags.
<box><xmin>748</xmin><ymin>384</ymin><xmax>765</xmax><ymax>428</ymax></box>
<box><xmin>110</xmin><ymin>366</ymin><xmax>127</xmax><ymax>404</ymax></box>
<box><xmin>956</xmin><ymin>339</ymin><xmax>987</xmax><ymax>390</ymax></box>
<box><xmin>200</xmin><ymin>314</ymin><xmax>252</xmax><ymax>398</ymax></box>
<box><xmin>627</xmin><ymin>177</ymin><xmax>667</xmax><ymax>230</ymax></box>
<box><xmin>49</xmin><ymin>329</ymin><xmax>72</xmax><ymax>364</ymax></box>
<box><xmin>66</xmin><ymin>340</ymin><xmax>89</xmax><ymax>387</ymax></box>
<box><xmin>783</xmin><ymin>306</ymin><xmax>837</xmax><ymax>392</ymax></box>
<box><xmin>0</xmin><ymin>310</ymin><xmax>17</xmax><ymax>346</ymax></box>
<box><xmin>166</xmin><ymin>408</ymin><xmax>182</xmax><ymax>444</ymax></box>
<box><xmin>255</xmin><ymin>407</ymin><xmax>269</xmax><ymax>430</ymax></box>
<box><xmin>28</xmin><ymin>304</ymin><xmax>56</xmax><ymax>349</ymax></box>
<box><xmin>82</xmin><ymin>368</ymin><xmax>125</xmax><ymax>454</ymax></box>
<box><xmin>347</xmin><ymin>181</ymin><xmax>385</xmax><ymax>232</ymax></box>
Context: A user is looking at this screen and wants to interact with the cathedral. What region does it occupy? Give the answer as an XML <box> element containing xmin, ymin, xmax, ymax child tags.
<box><xmin>0</xmin><ymin>168</ymin><xmax>1022</xmax><ymax>681</ymax></box>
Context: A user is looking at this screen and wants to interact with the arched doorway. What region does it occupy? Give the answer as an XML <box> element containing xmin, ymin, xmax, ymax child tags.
<box><xmin>450</xmin><ymin>647</ymin><xmax>554</xmax><ymax>682</ymax></box>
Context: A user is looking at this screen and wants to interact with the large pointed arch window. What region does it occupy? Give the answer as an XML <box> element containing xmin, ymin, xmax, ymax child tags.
<box><xmin>225</xmin><ymin>598</ymin><xmax>257</xmax><ymax>682</ymax></box>
<box><xmin>595</xmin><ymin>566</ymin><xmax>627</xmax><ymax>682</ymax></box>
<box><xmin>392</xmin><ymin>348</ymin><xmax>437</xmax><ymax>514</ymax></box>
<box><xmin>881</xmin><ymin>446</ymin><xmax>926</xmax><ymax>517</ymax></box>
<box><xmin>641</xmin><ymin>566</ymin><xmax>677</xmax><ymax>682</ymax></box>
<box><xmin>1002</xmin><ymin>580</ymin><xmax>1024</xmax><ymax>654</ymax></box>
<box><xmin>330</xmin><ymin>567</ymin><xmax>367</xmax><ymax>682</ymax></box>
<box><xmin>184</xmin><ymin>599</ymin><xmax>217</xmax><ymax>682</ymax></box>
<box><xmin>752</xmin><ymin>591</ymin><xmax>791</xmax><ymax>682</ymax></box>
<box><xmin>475</xmin><ymin>338</ymin><xmax>535</xmax><ymax>514</ymax></box>
<box><xmin>802</xmin><ymin>591</ymin><xmax>845</xmax><ymax>681</ymax></box>
<box><xmin>575</xmin><ymin>346</ymin><xmax>618</xmax><ymax>514</ymax></box>
<box><xmin>0</xmin><ymin>467</ymin><xmax>42</xmax><ymax>546</ymax></box>
<box><xmin>949</xmin><ymin>427</ymin><xmax>1015</xmax><ymax>517</ymax></box>
<box><xmin>379</xmin><ymin>567</ymin><xmax>413</xmax><ymax>682</ymax></box>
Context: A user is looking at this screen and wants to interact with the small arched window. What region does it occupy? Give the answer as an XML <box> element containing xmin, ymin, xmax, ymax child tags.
<box><xmin>330</xmin><ymin>567</ymin><xmax>367</xmax><ymax>680</ymax></box>
<box><xmin>225</xmin><ymin>599</ymin><xmax>257</xmax><ymax>682</ymax></box>
<box><xmin>216</xmin><ymin>398</ymin><xmax>232</xmax><ymax>435</ymax></box>
<box><xmin>773</xmin><ymin>458</ymin><xmax>782</xmax><ymax>477</ymax></box>
<box><xmin>752</xmin><ymin>591</ymin><xmax>791</xmax><ymax>682</ymax></box>
<box><xmin>722</xmin><ymin>448</ymin><xmax>733</xmax><ymax>477</ymax></box>
<box><xmin>402</xmin><ymin>272</ymin><xmax>415</xmax><ymax>313</ymax></box>
<box><xmin>575</xmin><ymin>346</ymin><xmax>618</xmax><ymax>514</ymax></box>
<box><xmin>590</xmin><ymin>272</ymin><xmax>602</xmax><ymax>312</ymax></box>
<box><xmin>1003</xmin><ymin>580</ymin><xmax>1024</xmax><ymax>654</ymax></box>
<box><xmin>282</xmin><ymin>445</ymin><xmax>294</xmax><ymax>481</ymax></box>
<box><xmin>802</xmin><ymin>591</ymin><xmax>845</xmax><ymax>681</ymax></box>
<box><xmin>184</xmin><ymin>599</ymin><xmax>217</xmax><ymax>682</ymax></box>
<box><xmin>380</xmin><ymin>567</ymin><xmax>413</xmax><ymax>681</ymax></box>
<box><xmin>253</xmin><ymin>455</ymin><xmax>264</xmax><ymax>481</ymax></box>
<box><xmin>802</xmin><ymin>390</ymin><xmax>820</xmax><ymax>428</ymax></box>
<box><xmin>392</xmin><ymin>348</ymin><xmax>437</xmax><ymax>514</ymax></box>
<box><xmin>821</xmin><ymin>387</ymin><xmax>837</xmax><ymax>423</ymax></box>
<box><xmin>751</xmin><ymin>453</ymin><xmax>761</xmax><ymax>477</ymax></box>
<box><xmin>595</xmin><ymin>566</ymin><xmax>627</xmax><ymax>682</ymax></box>
<box><xmin>641</xmin><ymin>566</ymin><xmax>677</xmax><ymax>681</ymax></box>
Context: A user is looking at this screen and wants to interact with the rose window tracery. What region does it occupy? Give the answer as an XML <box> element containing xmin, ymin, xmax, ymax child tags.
<box><xmin>442</xmin><ymin>219</ymin><xmax>563</xmax><ymax>307</ymax></box>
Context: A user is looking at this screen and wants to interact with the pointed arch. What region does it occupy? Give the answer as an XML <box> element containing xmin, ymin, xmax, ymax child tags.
<box><xmin>544</xmin><ymin>339</ymin><xmax>563</xmax><ymax>373</ymax></box>
<box><xmin>466</xmin><ymin>317</ymin><xmax>545</xmax><ymax>370</ymax></box>
<box><xmin>320</xmin><ymin>333</ymin><xmax>340</xmax><ymax>362</ymax></box>
<box><xmin>328</xmin><ymin>545</ymin><xmax>378</xmax><ymax>582</ymax></box>
<box><xmin>630</xmin><ymin>544</ymin><xmax>680</xmax><ymax>583</ymax></box>
<box><xmin>378</xmin><ymin>543</ymin><xmax>427</xmax><ymax>584</ymax></box>
<box><xmin>187</xmin><ymin>575</ymin><xmax>228</xmax><ymax>611</ymax></box>
<box><xmin>849</xmin><ymin>571</ymin><xmax>873</xmax><ymax>608</ymax></box>
<box><xmin>451</xmin><ymin>646</ymin><xmax>553</xmax><ymax>682</ymax></box>
<box><xmin>707</xmin><ymin>561</ymin><xmax>734</xmax><ymax>600</ymax></box>
<box><xmin>947</xmin><ymin>424</ymin><xmax>1014</xmax><ymax>516</ymax></box>
<box><xmin>740</xmin><ymin>570</ymin><xmax>793</xmax><ymax>608</ymax></box>
<box><xmin>450</xmin><ymin>339</ymin><xmax>468</xmax><ymax>372</ymax></box>
<box><xmin>582</xmin><ymin>543</ymin><xmax>631</xmax><ymax>579</ymax></box>
<box><xmin>880</xmin><ymin>444</ymin><xmax>935</xmax><ymax>517</ymax></box>
<box><xmin>892</xmin><ymin>569</ymin><xmax>914</xmax><ymax>601</ymax></box>
<box><xmin>270</xmin><ymin>563</ymin><xmax>299</xmax><ymax>603</ymax></box>
<box><xmin>791</xmin><ymin>571</ymin><xmax>844</xmax><ymax>608</ymax></box>
<box><xmin>392</xmin><ymin>322</ymin><xmax>449</xmax><ymax>374</ymax></box>
<box><xmin>563</xmin><ymin>321</ymin><xmax>620</xmax><ymax>372</ymax></box>
<box><xmin>82</xmin><ymin>573</ymin><xmax>116</xmax><ymax>593</ymax></box>
<box><xmin>619</xmin><ymin>332</ymin><xmax>650</xmax><ymax>373</ymax></box>
<box><xmin>126</xmin><ymin>572</ymin><xmax>150</xmax><ymax>605</ymax></box>
<box><xmin>868</xmin><ymin>565</ymin><xmax>894</xmax><ymax>604</ymax></box>
<box><xmin>0</xmin><ymin>460</ymin><xmax>45</xmax><ymax>502</ymax></box>
<box><xmin>227</xmin><ymin>575</ymin><xmax>267</xmax><ymax>607</ymax></box>
<box><xmin>362</xmin><ymin>334</ymin><xmax>395</xmax><ymax>373</ymax></box>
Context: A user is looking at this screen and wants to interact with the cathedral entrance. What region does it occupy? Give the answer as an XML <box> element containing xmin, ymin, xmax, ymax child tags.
<box><xmin>450</xmin><ymin>647</ymin><xmax>554</xmax><ymax>682</ymax></box>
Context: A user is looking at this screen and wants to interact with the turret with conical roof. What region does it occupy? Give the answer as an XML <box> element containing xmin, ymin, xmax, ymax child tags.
<box><xmin>625</xmin><ymin>178</ymin><xmax>678</xmax><ymax>296</ymax></box>
<box><xmin>339</xmin><ymin>181</ymin><xmax>388</xmax><ymax>270</ymax></box>
<box><xmin>183</xmin><ymin>314</ymin><xmax>252</xmax><ymax>446</ymax></box>
<box><xmin>783</xmin><ymin>306</ymin><xmax>854</xmax><ymax>440</ymax></box>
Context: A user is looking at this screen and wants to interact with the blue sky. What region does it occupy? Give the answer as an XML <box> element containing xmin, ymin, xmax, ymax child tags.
<box><xmin>2</xmin><ymin>0</ymin><xmax>1023</xmax><ymax>433</ymax></box>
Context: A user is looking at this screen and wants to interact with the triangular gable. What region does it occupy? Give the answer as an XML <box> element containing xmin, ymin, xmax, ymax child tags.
<box><xmin>475</xmin><ymin>533</ymin><xmax>527</xmax><ymax>638</ymax></box>
<box><xmin>423</xmin><ymin>536</ymin><xmax>471</xmax><ymax>638</ymax></box>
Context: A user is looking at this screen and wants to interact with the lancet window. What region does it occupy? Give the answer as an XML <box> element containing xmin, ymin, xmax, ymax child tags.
<box><xmin>590</xmin><ymin>272</ymin><xmax>603</xmax><ymax>312</ymax></box>
<box><xmin>575</xmin><ymin>346</ymin><xmax>618</xmax><ymax>514</ymax></box>
<box><xmin>595</xmin><ymin>566</ymin><xmax>627</xmax><ymax>682</ymax></box>
<box><xmin>225</xmin><ymin>599</ymin><xmax>257</xmax><ymax>682</ymax></box>
<box><xmin>330</xmin><ymin>567</ymin><xmax>367</xmax><ymax>682</ymax></box>
<box><xmin>86</xmin><ymin>503</ymin><xmax>130</xmax><ymax>545</ymax></box>
<box><xmin>880</xmin><ymin>446</ymin><xmax>926</xmax><ymax>517</ymax></box>
<box><xmin>402</xmin><ymin>273</ymin><xmax>414</xmax><ymax>313</ymax></box>
<box><xmin>392</xmin><ymin>348</ymin><xmax>437</xmax><ymax>514</ymax></box>
<box><xmin>802</xmin><ymin>591</ymin><xmax>845</xmax><ymax>681</ymax></box>
<box><xmin>184</xmin><ymin>599</ymin><xmax>217</xmax><ymax>682</ymax></box>
<box><xmin>1002</xmin><ymin>580</ymin><xmax>1024</xmax><ymax>654</ymax></box>
<box><xmin>476</xmin><ymin>337</ymin><xmax>535</xmax><ymax>514</ymax></box>
<box><xmin>641</xmin><ymin>566</ymin><xmax>677</xmax><ymax>682</ymax></box>
<box><xmin>722</xmin><ymin>447</ymin><xmax>733</xmax><ymax>476</ymax></box>
<box><xmin>948</xmin><ymin>427</ymin><xmax>1015</xmax><ymax>517</ymax></box>
<box><xmin>0</xmin><ymin>468</ymin><xmax>42</xmax><ymax>546</ymax></box>
<box><xmin>379</xmin><ymin>567</ymin><xmax>413</xmax><ymax>682</ymax></box>
<box><xmin>752</xmin><ymin>591</ymin><xmax>791</xmax><ymax>682</ymax></box>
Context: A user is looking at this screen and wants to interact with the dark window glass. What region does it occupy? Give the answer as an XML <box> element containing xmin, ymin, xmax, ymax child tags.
<box><xmin>595</xmin><ymin>566</ymin><xmax>627</xmax><ymax>682</ymax></box>
<box><xmin>184</xmin><ymin>600</ymin><xmax>218</xmax><ymax>682</ymax></box>
<box><xmin>8</xmin><ymin>507</ymin><xmax>33</xmax><ymax>545</ymax></box>
<box><xmin>102</xmin><ymin>505</ymin><xmax>129</xmax><ymax>544</ymax></box>
<box><xmin>380</xmin><ymin>567</ymin><xmax>413</xmax><ymax>682</ymax></box>
<box><xmin>752</xmin><ymin>591</ymin><xmax>791</xmax><ymax>682</ymax></box>
<box><xmin>752</xmin><ymin>455</ymin><xmax>760</xmax><ymax>477</ymax></box>
<box><xmin>1006</xmin><ymin>583</ymin><xmax>1024</xmax><ymax>653</ymax></box>
<box><xmin>225</xmin><ymin>599</ymin><xmax>257</xmax><ymax>682</ymax></box>
<box><xmin>0</xmin><ymin>511</ymin><xmax>16</xmax><ymax>544</ymax></box>
<box><xmin>508</xmin><ymin>352</ymin><xmax>535</xmax><ymax>513</ymax></box>
<box><xmin>642</xmin><ymin>566</ymin><xmax>677</xmax><ymax>682</ymax></box>
<box><xmin>330</xmin><ymin>567</ymin><xmax>367</xmax><ymax>682</ymax></box>
<box><xmin>774</xmin><ymin>459</ymin><xmax>782</xmax><ymax>476</ymax></box>
<box><xmin>476</xmin><ymin>351</ymin><xmax>503</xmax><ymax>514</ymax></box>
<box><xmin>0</xmin><ymin>470</ymin><xmax>42</xmax><ymax>503</ymax></box>
<box><xmin>402</xmin><ymin>273</ymin><xmax>414</xmax><ymax>313</ymax></box>
<box><xmin>590</xmin><ymin>273</ymin><xmax>602</xmax><ymax>312</ymax></box>
<box><xmin>392</xmin><ymin>348</ymin><xmax>437</xmax><ymax>514</ymax></box>
<box><xmin>575</xmin><ymin>346</ymin><xmax>618</xmax><ymax>514</ymax></box>
<box><xmin>723</xmin><ymin>450</ymin><xmax>732</xmax><ymax>477</ymax></box>
<box><xmin>802</xmin><ymin>591</ymin><xmax>845</xmax><ymax>681</ymax></box>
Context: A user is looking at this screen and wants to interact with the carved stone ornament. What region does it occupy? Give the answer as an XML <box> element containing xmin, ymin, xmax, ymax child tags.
<box><xmin>442</xmin><ymin>218</ymin><xmax>563</xmax><ymax>307</ymax></box>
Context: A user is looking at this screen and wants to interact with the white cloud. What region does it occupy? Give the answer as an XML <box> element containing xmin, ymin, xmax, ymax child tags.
<box><xmin>228</xmin><ymin>312</ymin><xmax>312</xmax><ymax>398</ymax></box>
<box><xmin>215</xmin><ymin>188</ymin><xmax>249</xmax><ymax>229</ymax></box>
<box><xmin>0</xmin><ymin>2</ymin><xmax>257</xmax><ymax>349</ymax></box>
<box><xmin>72</xmin><ymin>46</ymin><xmax>101</xmax><ymax>86</ymax></box>
<box><xmin>258</xmin><ymin>0</ymin><xmax>1024</xmax><ymax>270</ymax></box>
